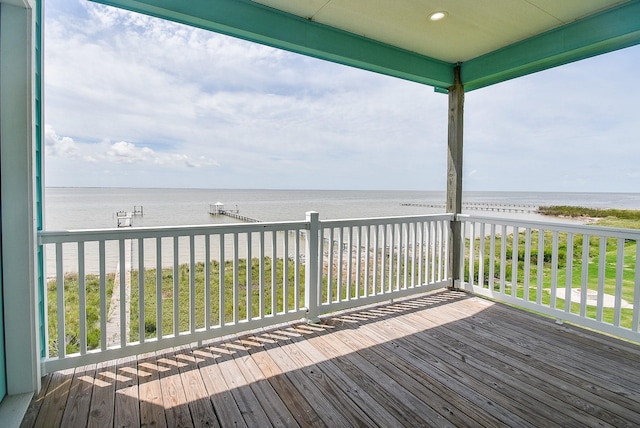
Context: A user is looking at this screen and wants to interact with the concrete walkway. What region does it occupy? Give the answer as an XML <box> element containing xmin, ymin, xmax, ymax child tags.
<box><xmin>106</xmin><ymin>240</ymin><xmax>132</xmax><ymax>347</ymax></box>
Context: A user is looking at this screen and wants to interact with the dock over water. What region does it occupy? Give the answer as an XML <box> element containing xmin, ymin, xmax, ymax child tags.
<box><xmin>209</xmin><ymin>202</ymin><xmax>261</xmax><ymax>222</ymax></box>
<box><xmin>401</xmin><ymin>202</ymin><xmax>539</xmax><ymax>214</ymax></box>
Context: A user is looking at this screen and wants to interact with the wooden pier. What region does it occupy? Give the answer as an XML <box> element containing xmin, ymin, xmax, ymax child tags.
<box><xmin>209</xmin><ymin>202</ymin><xmax>261</xmax><ymax>223</ymax></box>
<box><xmin>401</xmin><ymin>202</ymin><xmax>539</xmax><ymax>214</ymax></box>
<box><xmin>115</xmin><ymin>206</ymin><xmax>144</xmax><ymax>227</ymax></box>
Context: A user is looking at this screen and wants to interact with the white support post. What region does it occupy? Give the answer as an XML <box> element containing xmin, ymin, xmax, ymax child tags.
<box><xmin>305</xmin><ymin>211</ymin><xmax>320</xmax><ymax>323</ymax></box>
<box><xmin>0</xmin><ymin>0</ymin><xmax>41</xmax><ymax>397</ymax></box>
<box><xmin>446</xmin><ymin>65</ymin><xmax>464</xmax><ymax>289</ymax></box>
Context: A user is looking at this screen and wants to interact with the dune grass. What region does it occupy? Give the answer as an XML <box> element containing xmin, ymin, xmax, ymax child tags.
<box><xmin>47</xmin><ymin>273</ymin><xmax>115</xmax><ymax>356</ymax></box>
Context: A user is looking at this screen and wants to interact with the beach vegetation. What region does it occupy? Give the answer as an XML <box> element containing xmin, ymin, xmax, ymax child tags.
<box><xmin>47</xmin><ymin>273</ymin><xmax>115</xmax><ymax>356</ymax></box>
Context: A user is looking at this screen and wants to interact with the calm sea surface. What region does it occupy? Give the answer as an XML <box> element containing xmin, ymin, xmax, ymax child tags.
<box><xmin>43</xmin><ymin>188</ymin><xmax>640</xmax><ymax>276</ymax></box>
<box><xmin>45</xmin><ymin>187</ymin><xmax>640</xmax><ymax>230</ymax></box>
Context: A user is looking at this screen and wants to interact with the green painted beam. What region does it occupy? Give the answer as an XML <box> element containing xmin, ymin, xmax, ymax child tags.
<box><xmin>462</xmin><ymin>0</ymin><xmax>640</xmax><ymax>91</ymax></box>
<box><xmin>90</xmin><ymin>0</ymin><xmax>454</xmax><ymax>88</ymax></box>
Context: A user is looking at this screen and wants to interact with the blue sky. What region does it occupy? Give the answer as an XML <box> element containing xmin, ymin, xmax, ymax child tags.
<box><xmin>44</xmin><ymin>0</ymin><xmax>640</xmax><ymax>192</ymax></box>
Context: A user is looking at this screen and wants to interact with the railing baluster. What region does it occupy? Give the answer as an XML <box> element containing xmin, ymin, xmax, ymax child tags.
<box><xmin>326</xmin><ymin>227</ymin><xmax>334</xmax><ymax>304</ymax></box>
<box><xmin>633</xmin><ymin>241</ymin><xmax>640</xmax><ymax>333</ymax></box>
<box><xmin>78</xmin><ymin>242</ymin><xmax>87</xmax><ymax>355</ymax></box>
<box><xmin>271</xmin><ymin>231</ymin><xmax>277</xmax><ymax>316</ymax></box>
<box><xmin>512</xmin><ymin>227</ymin><xmax>519</xmax><ymax>298</ymax></box>
<box><xmin>190</xmin><ymin>235</ymin><xmax>196</xmax><ymax>333</ymax></box>
<box><xmin>373</xmin><ymin>225</ymin><xmax>379</xmax><ymax>295</ymax></box>
<box><xmin>597</xmin><ymin>237</ymin><xmax>606</xmax><ymax>321</ymax></box>
<box><xmin>402</xmin><ymin>223</ymin><xmax>409</xmax><ymax>289</ymax></box>
<box><xmin>99</xmin><ymin>240</ymin><xmax>106</xmax><ymax>351</ymax></box>
<box><xmin>305</xmin><ymin>212</ymin><xmax>320</xmax><ymax>322</ymax></box>
<box><xmin>410</xmin><ymin>222</ymin><xmax>418</xmax><ymax>288</ymax></box>
<box><xmin>478</xmin><ymin>223</ymin><xmax>486</xmax><ymax>289</ymax></box>
<box><xmin>364</xmin><ymin>225</ymin><xmax>371</xmax><ymax>296</ymax></box>
<box><xmin>355</xmin><ymin>226</ymin><xmax>362</xmax><ymax>298</ymax></box>
<box><xmin>434</xmin><ymin>221</ymin><xmax>439</xmax><ymax>282</ymax></box>
<box><xmin>523</xmin><ymin>228</ymin><xmax>531</xmax><ymax>299</ymax></box>
<box><xmin>259</xmin><ymin>231</ymin><xmax>265</xmax><ymax>319</ymax></box>
<box><xmin>469</xmin><ymin>222</ymin><xmax>476</xmax><ymax>288</ymax></box>
<box><xmin>536</xmin><ymin>228</ymin><xmax>544</xmax><ymax>305</ymax></box>
<box><xmin>443</xmin><ymin>219</ymin><xmax>449</xmax><ymax>281</ymax></box>
<box><xmin>550</xmin><ymin>231</ymin><xmax>559</xmax><ymax>309</ymax></box>
<box><xmin>564</xmin><ymin>233</ymin><xmax>573</xmax><ymax>313</ymax></box>
<box><xmin>489</xmin><ymin>224</ymin><xmax>496</xmax><ymax>291</ymax></box>
<box><xmin>425</xmin><ymin>221</ymin><xmax>432</xmax><ymax>285</ymax></box>
<box><xmin>56</xmin><ymin>243</ymin><xmax>65</xmax><ymax>359</ymax></box>
<box><xmin>337</xmin><ymin>227</ymin><xmax>344</xmax><ymax>301</ymax></box>
<box><xmin>119</xmin><ymin>239</ymin><xmax>126</xmax><ymax>348</ymax></box>
<box><xmin>156</xmin><ymin>237</ymin><xmax>163</xmax><ymax>339</ymax></box>
<box><xmin>283</xmin><ymin>230</ymin><xmax>289</xmax><ymax>313</ymax></box>
<box><xmin>457</xmin><ymin>219</ymin><xmax>464</xmax><ymax>288</ymax></box>
<box><xmin>219</xmin><ymin>234</ymin><xmax>225</xmax><ymax>326</ymax></box>
<box><xmin>246</xmin><ymin>232</ymin><xmax>252</xmax><ymax>321</ymax></box>
<box><xmin>614</xmin><ymin>238</ymin><xmax>624</xmax><ymax>327</ymax></box>
<box><xmin>389</xmin><ymin>224</ymin><xmax>397</xmax><ymax>293</ymax></box>
<box><xmin>138</xmin><ymin>238</ymin><xmax>145</xmax><ymax>343</ymax></box>
<box><xmin>580</xmin><ymin>234</ymin><xmax>589</xmax><ymax>317</ymax></box>
<box><xmin>393</xmin><ymin>224</ymin><xmax>399</xmax><ymax>291</ymax></box>
<box><xmin>234</xmin><ymin>233</ymin><xmax>239</xmax><ymax>323</ymax></box>
<box><xmin>417</xmin><ymin>222</ymin><xmax>423</xmax><ymax>286</ymax></box>
<box><xmin>346</xmin><ymin>226</ymin><xmax>353</xmax><ymax>300</ymax></box>
<box><xmin>499</xmin><ymin>226</ymin><xmax>507</xmax><ymax>294</ymax></box>
<box><xmin>294</xmin><ymin>230</ymin><xmax>300</xmax><ymax>311</ymax></box>
<box><xmin>173</xmin><ymin>236</ymin><xmax>179</xmax><ymax>335</ymax></box>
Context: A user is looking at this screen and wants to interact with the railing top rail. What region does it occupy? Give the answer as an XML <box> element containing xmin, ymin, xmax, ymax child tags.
<box><xmin>38</xmin><ymin>219</ymin><xmax>309</xmax><ymax>244</ymax></box>
<box><xmin>321</xmin><ymin>213</ymin><xmax>454</xmax><ymax>227</ymax></box>
<box><xmin>458</xmin><ymin>213</ymin><xmax>640</xmax><ymax>239</ymax></box>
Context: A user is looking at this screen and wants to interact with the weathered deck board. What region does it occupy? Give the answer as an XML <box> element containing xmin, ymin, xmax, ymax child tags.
<box><xmin>32</xmin><ymin>369</ymin><xmax>74</xmax><ymax>428</ymax></box>
<box><xmin>114</xmin><ymin>356</ymin><xmax>139</xmax><ymax>428</ymax></box>
<box><xmin>137</xmin><ymin>352</ymin><xmax>167</xmax><ymax>428</ymax></box>
<box><xmin>21</xmin><ymin>290</ymin><xmax>640</xmax><ymax>428</ymax></box>
<box><xmin>87</xmin><ymin>359</ymin><xmax>116</xmax><ymax>428</ymax></box>
<box><xmin>174</xmin><ymin>345</ymin><xmax>219</xmax><ymax>428</ymax></box>
<box><xmin>155</xmin><ymin>348</ymin><xmax>194</xmax><ymax>428</ymax></box>
<box><xmin>60</xmin><ymin>364</ymin><xmax>96</xmax><ymax>427</ymax></box>
<box><xmin>231</xmin><ymin>339</ymin><xmax>299</xmax><ymax>427</ymax></box>
<box><xmin>195</xmin><ymin>345</ymin><xmax>247</xmax><ymax>428</ymax></box>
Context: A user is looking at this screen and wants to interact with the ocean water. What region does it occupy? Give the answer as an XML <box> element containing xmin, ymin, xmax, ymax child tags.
<box><xmin>44</xmin><ymin>188</ymin><xmax>640</xmax><ymax>230</ymax></box>
<box><xmin>42</xmin><ymin>188</ymin><xmax>640</xmax><ymax>276</ymax></box>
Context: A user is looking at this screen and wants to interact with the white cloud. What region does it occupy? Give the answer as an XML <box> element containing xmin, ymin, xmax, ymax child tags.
<box><xmin>45</xmin><ymin>125</ymin><xmax>219</xmax><ymax>184</ymax></box>
<box><xmin>43</xmin><ymin>0</ymin><xmax>640</xmax><ymax>191</ymax></box>
<box><xmin>106</xmin><ymin>141</ymin><xmax>153</xmax><ymax>163</ymax></box>
<box><xmin>45</xmin><ymin>124</ymin><xmax>79</xmax><ymax>158</ymax></box>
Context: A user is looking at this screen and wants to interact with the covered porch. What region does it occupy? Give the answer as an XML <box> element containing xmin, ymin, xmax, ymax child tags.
<box><xmin>2</xmin><ymin>0</ymin><xmax>640</xmax><ymax>426</ymax></box>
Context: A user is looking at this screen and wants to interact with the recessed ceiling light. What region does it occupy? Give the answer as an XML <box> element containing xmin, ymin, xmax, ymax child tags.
<box><xmin>428</xmin><ymin>11</ymin><xmax>448</xmax><ymax>21</ymax></box>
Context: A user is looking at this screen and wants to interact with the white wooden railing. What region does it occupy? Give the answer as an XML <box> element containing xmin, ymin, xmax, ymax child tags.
<box><xmin>316</xmin><ymin>214</ymin><xmax>451</xmax><ymax>316</ymax></box>
<box><xmin>458</xmin><ymin>214</ymin><xmax>640</xmax><ymax>342</ymax></box>
<box><xmin>38</xmin><ymin>212</ymin><xmax>453</xmax><ymax>373</ymax></box>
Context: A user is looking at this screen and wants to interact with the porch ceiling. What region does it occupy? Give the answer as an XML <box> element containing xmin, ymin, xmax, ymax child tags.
<box><xmin>91</xmin><ymin>0</ymin><xmax>640</xmax><ymax>90</ymax></box>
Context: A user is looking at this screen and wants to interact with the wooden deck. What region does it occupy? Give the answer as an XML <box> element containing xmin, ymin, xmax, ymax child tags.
<box><xmin>20</xmin><ymin>290</ymin><xmax>640</xmax><ymax>427</ymax></box>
